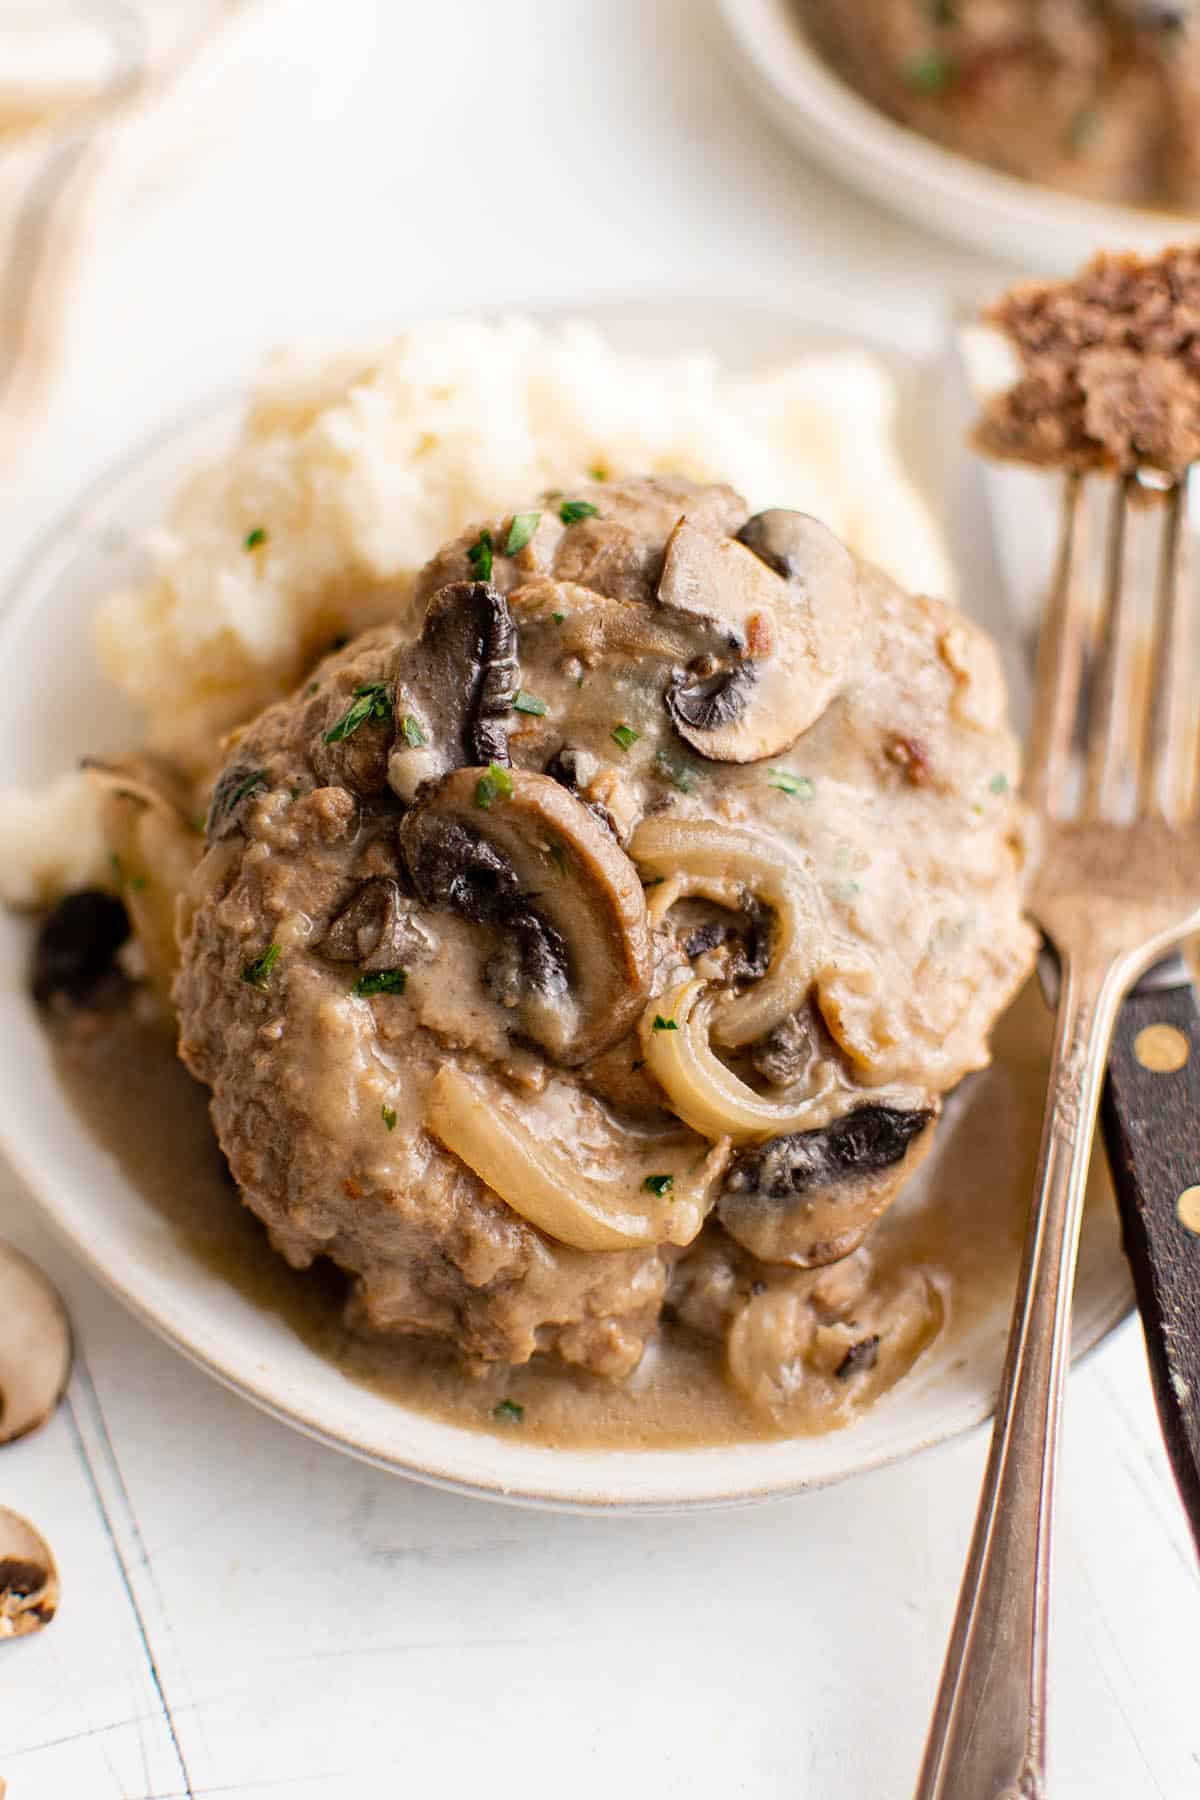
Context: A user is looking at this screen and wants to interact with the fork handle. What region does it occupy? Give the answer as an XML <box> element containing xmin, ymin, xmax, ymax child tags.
<box><xmin>1102</xmin><ymin>981</ymin><xmax>1200</xmax><ymax>1555</ymax></box>
<box><xmin>914</xmin><ymin>952</ymin><xmax>1129</xmax><ymax>1800</ymax></box>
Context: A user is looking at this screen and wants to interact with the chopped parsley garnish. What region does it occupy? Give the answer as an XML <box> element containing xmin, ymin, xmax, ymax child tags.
<box><xmin>652</xmin><ymin>1015</ymin><xmax>678</xmax><ymax>1032</ymax></box>
<box><xmin>767</xmin><ymin>769</ymin><xmax>815</xmax><ymax>801</ymax></box>
<box><xmin>381</xmin><ymin>1103</ymin><xmax>397</xmax><ymax>1132</ymax></box>
<box><xmin>493</xmin><ymin>1398</ymin><xmax>524</xmax><ymax>1424</ymax></box>
<box><xmin>130</xmin><ymin>874</ymin><xmax>147</xmax><ymax>893</ymax></box>
<box><xmin>467</xmin><ymin>527</ymin><xmax>494</xmax><ymax>582</ymax></box>
<box><xmin>1066</xmin><ymin>107</ymin><xmax>1099</xmax><ymax>154</ymax></box>
<box><xmin>643</xmin><ymin>1173</ymin><xmax>673</xmax><ymax>1196</ymax></box>
<box><xmin>323</xmin><ymin>682</ymin><xmax>392</xmax><ymax>744</ymax></box>
<box><xmin>244</xmin><ymin>526</ymin><xmax>268</xmax><ymax>551</ymax></box>
<box><xmin>989</xmin><ymin>772</ymin><xmax>1010</xmax><ymax>794</ymax></box>
<box><xmin>504</xmin><ymin>511</ymin><xmax>541</xmax><ymax>555</ymax></box>
<box><xmin>559</xmin><ymin>498</ymin><xmax>600</xmax><ymax>525</ymax></box>
<box><xmin>228</xmin><ymin>769</ymin><xmax>269</xmax><ymax>809</ymax></box>
<box><xmin>611</xmin><ymin>723</ymin><xmax>639</xmax><ymax>752</ymax></box>
<box><xmin>551</xmin><ymin>611</ymin><xmax>566</xmax><ymax>624</ymax></box>
<box><xmin>352</xmin><ymin>968</ymin><xmax>407</xmax><ymax>997</ymax></box>
<box><xmin>654</xmin><ymin>748</ymin><xmax>699</xmax><ymax>794</ymax></box>
<box><xmin>513</xmin><ymin>689</ymin><xmax>548</xmax><ymax>716</ymax></box>
<box><xmin>306</xmin><ymin>681</ymin><xmax>319</xmax><ymax>696</ymax></box>
<box><xmin>906</xmin><ymin>48</ymin><xmax>955</xmax><ymax>92</ymax></box>
<box><xmin>589</xmin><ymin>463</ymin><xmax>610</xmax><ymax>482</ymax></box>
<box><xmin>400</xmin><ymin>714</ymin><xmax>426</xmax><ymax>747</ymax></box>
<box><xmin>927</xmin><ymin>0</ymin><xmax>955</xmax><ymax>22</ymax></box>
<box><xmin>474</xmin><ymin>763</ymin><xmax>514</xmax><ymax>809</ymax></box>
<box><xmin>242</xmin><ymin>943</ymin><xmax>281</xmax><ymax>988</ymax></box>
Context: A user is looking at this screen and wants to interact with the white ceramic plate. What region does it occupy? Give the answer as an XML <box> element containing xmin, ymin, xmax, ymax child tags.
<box><xmin>0</xmin><ymin>296</ymin><xmax>1132</xmax><ymax>1511</ymax></box>
<box><xmin>715</xmin><ymin>0</ymin><xmax>1194</xmax><ymax>273</ymax></box>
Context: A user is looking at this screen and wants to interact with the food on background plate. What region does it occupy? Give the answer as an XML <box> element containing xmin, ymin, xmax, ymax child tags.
<box><xmin>17</xmin><ymin>321</ymin><xmax>1037</xmax><ymax>1442</ymax></box>
<box><xmin>803</xmin><ymin>1</ymin><xmax>1200</xmax><ymax>211</ymax></box>
<box><xmin>973</xmin><ymin>243</ymin><xmax>1200</xmax><ymax>476</ymax></box>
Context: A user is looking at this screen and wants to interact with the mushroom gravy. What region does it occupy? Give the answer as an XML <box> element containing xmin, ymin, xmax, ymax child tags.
<box><xmin>50</xmin><ymin>980</ymin><xmax>1119</xmax><ymax>1449</ymax></box>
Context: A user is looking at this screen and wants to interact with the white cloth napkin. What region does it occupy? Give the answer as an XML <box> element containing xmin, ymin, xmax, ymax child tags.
<box><xmin>0</xmin><ymin>1</ymin><xmax>261</xmax><ymax>463</ymax></box>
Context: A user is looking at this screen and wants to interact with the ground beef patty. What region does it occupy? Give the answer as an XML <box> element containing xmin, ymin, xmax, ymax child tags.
<box><xmin>174</xmin><ymin>476</ymin><xmax>1034</xmax><ymax>1385</ymax></box>
<box><xmin>976</xmin><ymin>244</ymin><xmax>1200</xmax><ymax>475</ymax></box>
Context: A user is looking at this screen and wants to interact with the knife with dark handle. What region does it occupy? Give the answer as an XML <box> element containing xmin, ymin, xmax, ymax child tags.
<box><xmin>1101</xmin><ymin>954</ymin><xmax>1200</xmax><ymax>1556</ymax></box>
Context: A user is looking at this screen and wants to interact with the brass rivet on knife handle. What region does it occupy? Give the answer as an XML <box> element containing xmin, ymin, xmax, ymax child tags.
<box><xmin>1134</xmin><ymin>1023</ymin><xmax>1190</xmax><ymax>1073</ymax></box>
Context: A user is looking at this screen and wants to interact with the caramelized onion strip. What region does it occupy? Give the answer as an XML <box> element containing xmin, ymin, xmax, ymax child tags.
<box><xmin>639</xmin><ymin>977</ymin><xmax>851</xmax><ymax>1144</ymax></box>
<box><xmin>427</xmin><ymin>1063</ymin><xmax>729</xmax><ymax>1252</ymax></box>
<box><xmin>631</xmin><ymin>816</ymin><xmax>822</xmax><ymax>1046</ymax></box>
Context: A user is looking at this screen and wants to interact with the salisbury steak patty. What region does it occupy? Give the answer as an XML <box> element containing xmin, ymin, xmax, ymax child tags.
<box><xmin>175</xmin><ymin>476</ymin><xmax>1035</xmax><ymax>1383</ymax></box>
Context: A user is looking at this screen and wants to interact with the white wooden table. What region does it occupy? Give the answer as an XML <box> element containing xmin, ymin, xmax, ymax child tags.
<box><xmin>3</xmin><ymin>4</ymin><xmax>1199</xmax><ymax>1795</ymax></box>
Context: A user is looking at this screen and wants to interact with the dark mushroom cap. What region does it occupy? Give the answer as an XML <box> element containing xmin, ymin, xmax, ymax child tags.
<box><xmin>388</xmin><ymin>582</ymin><xmax>519</xmax><ymax>802</ymax></box>
<box><xmin>719</xmin><ymin>1105</ymin><xmax>936</xmax><ymax>1265</ymax></box>
<box><xmin>399</xmin><ymin>767</ymin><xmax>651</xmax><ymax>1064</ymax></box>
<box><xmin>31</xmin><ymin>890</ymin><xmax>130</xmax><ymax>1008</ymax></box>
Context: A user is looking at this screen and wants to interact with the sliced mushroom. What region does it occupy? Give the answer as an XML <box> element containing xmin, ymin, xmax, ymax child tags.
<box><xmin>399</xmin><ymin>768</ymin><xmax>651</xmax><ymax>1064</ymax></box>
<box><xmin>31</xmin><ymin>891</ymin><xmax>129</xmax><ymax>1008</ymax></box>
<box><xmin>718</xmin><ymin>1104</ymin><xmax>937</xmax><ymax>1265</ymax></box>
<box><xmin>656</xmin><ymin>513</ymin><xmax>862</xmax><ymax>761</ymax></box>
<box><xmin>388</xmin><ymin>582</ymin><xmax>519</xmax><ymax>802</ymax></box>
<box><xmin>427</xmin><ymin>1062</ymin><xmax>729</xmax><ymax>1251</ymax></box>
<box><xmin>321</xmin><ymin>877</ymin><xmax>432</xmax><ymax>970</ymax></box>
<box><xmin>0</xmin><ymin>1509</ymin><xmax>59</xmax><ymax>1640</ymax></box>
<box><xmin>0</xmin><ymin>1245</ymin><xmax>71</xmax><ymax>1444</ymax></box>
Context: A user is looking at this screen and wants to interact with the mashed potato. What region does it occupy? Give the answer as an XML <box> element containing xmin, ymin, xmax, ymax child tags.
<box><xmin>0</xmin><ymin>316</ymin><xmax>951</xmax><ymax>903</ymax></box>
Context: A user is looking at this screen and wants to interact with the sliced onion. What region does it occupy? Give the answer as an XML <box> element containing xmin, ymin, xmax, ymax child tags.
<box><xmin>631</xmin><ymin>816</ymin><xmax>822</xmax><ymax>1047</ymax></box>
<box><xmin>639</xmin><ymin>977</ymin><xmax>850</xmax><ymax>1144</ymax></box>
<box><xmin>427</xmin><ymin>1063</ymin><xmax>729</xmax><ymax>1252</ymax></box>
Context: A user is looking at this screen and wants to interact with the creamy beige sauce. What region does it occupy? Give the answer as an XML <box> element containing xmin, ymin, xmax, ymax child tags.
<box><xmin>51</xmin><ymin>978</ymin><xmax>1115</xmax><ymax>1450</ymax></box>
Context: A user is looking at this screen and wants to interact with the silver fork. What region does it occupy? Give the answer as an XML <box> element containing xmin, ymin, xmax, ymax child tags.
<box><xmin>914</xmin><ymin>468</ymin><xmax>1200</xmax><ymax>1800</ymax></box>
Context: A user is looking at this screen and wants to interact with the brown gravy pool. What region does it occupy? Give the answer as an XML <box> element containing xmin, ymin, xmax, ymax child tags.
<box><xmin>50</xmin><ymin>982</ymin><xmax>1119</xmax><ymax>1449</ymax></box>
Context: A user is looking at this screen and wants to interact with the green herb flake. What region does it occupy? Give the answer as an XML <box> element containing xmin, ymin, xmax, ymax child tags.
<box><xmin>559</xmin><ymin>499</ymin><xmax>600</xmax><ymax>525</ymax></box>
<box><xmin>352</xmin><ymin>968</ymin><xmax>407</xmax><ymax>998</ymax></box>
<box><xmin>381</xmin><ymin>1103</ymin><xmax>397</xmax><ymax>1132</ymax></box>
<box><xmin>504</xmin><ymin>511</ymin><xmax>542</xmax><ymax>556</ymax></box>
<box><xmin>551</xmin><ymin>611</ymin><xmax>566</xmax><ymax>625</ymax></box>
<box><xmin>130</xmin><ymin>874</ymin><xmax>148</xmax><ymax>893</ymax></box>
<box><xmin>652</xmin><ymin>1015</ymin><xmax>678</xmax><ymax>1033</ymax></box>
<box><xmin>493</xmin><ymin>1398</ymin><xmax>524</xmax><ymax>1424</ymax></box>
<box><xmin>189</xmin><ymin>815</ymin><xmax>207</xmax><ymax>836</ymax></box>
<box><xmin>467</xmin><ymin>527</ymin><xmax>494</xmax><ymax>582</ymax></box>
<box><xmin>589</xmin><ymin>463</ymin><xmax>610</xmax><ymax>482</ymax></box>
<box><xmin>306</xmin><ymin>681</ymin><xmax>320</xmax><ymax>696</ymax></box>
<box><xmin>1066</xmin><ymin>107</ymin><xmax>1099</xmax><ymax>154</ymax></box>
<box><xmin>513</xmin><ymin>690</ymin><xmax>548</xmax><ymax>717</ymax></box>
<box><xmin>548</xmin><ymin>842</ymin><xmax>568</xmax><ymax>873</ymax></box>
<box><xmin>230</xmin><ymin>769</ymin><xmax>269</xmax><ymax>808</ymax></box>
<box><xmin>401</xmin><ymin>714</ymin><xmax>426</xmax><ymax>747</ymax></box>
<box><xmin>242</xmin><ymin>943</ymin><xmax>282</xmax><ymax>989</ymax></box>
<box><xmin>905</xmin><ymin>49</ymin><xmax>955</xmax><ymax>92</ymax></box>
<box><xmin>643</xmin><ymin>1173</ymin><xmax>674</xmax><ymax>1196</ymax></box>
<box><xmin>767</xmin><ymin>769</ymin><xmax>815</xmax><ymax>801</ymax></box>
<box><xmin>927</xmin><ymin>0</ymin><xmax>955</xmax><ymax>22</ymax></box>
<box><xmin>474</xmin><ymin>763</ymin><xmax>514</xmax><ymax>810</ymax></box>
<box><xmin>988</xmin><ymin>772</ymin><xmax>1010</xmax><ymax>795</ymax></box>
<box><xmin>244</xmin><ymin>526</ymin><xmax>268</xmax><ymax>551</ymax></box>
<box><xmin>611</xmin><ymin>723</ymin><xmax>640</xmax><ymax>752</ymax></box>
<box><xmin>654</xmin><ymin>748</ymin><xmax>699</xmax><ymax>794</ymax></box>
<box><xmin>323</xmin><ymin>682</ymin><xmax>392</xmax><ymax>744</ymax></box>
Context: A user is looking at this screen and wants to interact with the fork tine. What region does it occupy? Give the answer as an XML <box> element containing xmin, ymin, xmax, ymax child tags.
<box><xmin>1139</xmin><ymin>473</ymin><xmax>1191</xmax><ymax>823</ymax></box>
<box><xmin>1025</xmin><ymin>471</ymin><xmax>1086</xmax><ymax>815</ymax></box>
<box><xmin>1082</xmin><ymin>471</ymin><xmax>1139</xmax><ymax>820</ymax></box>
